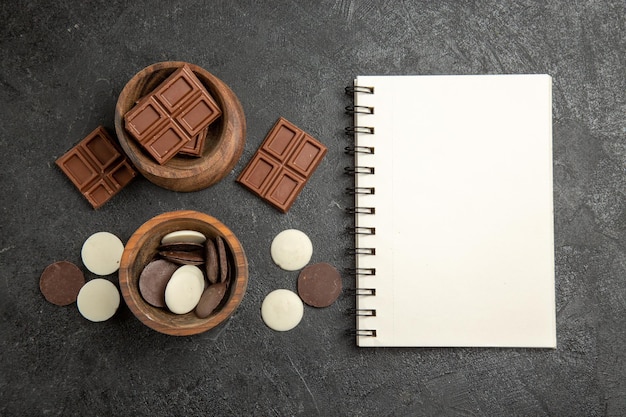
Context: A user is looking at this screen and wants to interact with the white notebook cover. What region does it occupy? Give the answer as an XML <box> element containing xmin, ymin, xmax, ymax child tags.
<box><xmin>352</xmin><ymin>74</ymin><xmax>556</xmax><ymax>348</ymax></box>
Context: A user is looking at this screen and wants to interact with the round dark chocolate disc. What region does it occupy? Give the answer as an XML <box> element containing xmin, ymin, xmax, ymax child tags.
<box><xmin>138</xmin><ymin>259</ymin><xmax>179</xmax><ymax>308</ymax></box>
<box><xmin>39</xmin><ymin>261</ymin><xmax>85</xmax><ymax>306</ymax></box>
<box><xmin>297</xmin><ymin>262</ymin><xmax>342</xmax><ymax>308</ymax></box>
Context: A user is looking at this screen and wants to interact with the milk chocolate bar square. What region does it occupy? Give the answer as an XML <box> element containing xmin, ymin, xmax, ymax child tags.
<box><xmin>237</xmin><ymin>118</ymin><xmax>327</xmax><ymax>213</ymax></box>
<box><xmin>124</xmin><ymin>64</ymin><xmax>222</xmax><ymax>164</ymax></box>
<box><xmin>56</xmin><ymin>126</ymin><xmax>137</xmax><ymax>209</ymax></box>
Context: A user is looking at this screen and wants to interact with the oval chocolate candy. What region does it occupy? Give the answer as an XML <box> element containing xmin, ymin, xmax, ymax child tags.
<box><xmin>215</xmin><ymin>236</ymin><xmax>229</xmax><ymax>284</ymax></box>
<box><xmin>158</xmin><ymin>241</ymin><xmax>204</xmax><ymax>252</ymax></box>
<box><xmin>205</xmin><ymin>238</ymin><xmax>219</xmax><ymax>285</ymax></box>
<box><xmin>195</xmin><ymin>281</ymin><xmax>227</xmax><ymax>319</ymax></box>
<box><xmin>159</xmin><ymin>250</ymin><xmax>204</xmax><ymax>266</ymax></box>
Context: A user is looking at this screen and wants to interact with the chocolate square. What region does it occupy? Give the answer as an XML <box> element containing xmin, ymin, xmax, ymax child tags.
<box><xmin>144</xmin><ymin>124</ymin><xmax>189</xmax><ymax>164</ymax></box>
<box><xmin>124</xmin><ymin>96</ymin><xmax>169</xmax><ymax>143</ymax></box>
<box><xmin>265</xmin><ymin>168</ymin><xmax>306</xmax><ymax>211</ymax></box>
<box><xmin>237</xmin><ymin>117</ymin><xmax>327</xmax><ymax>213</ymax></box>
<box><xmin>175</xmin><ymin>95</ymin><xmax>221</xmax><ymax>137</ymax></box>
<box><xmin>56</xmin><ymin>126</ymin><xmax>137</xmax><ymax>209</ymax></box>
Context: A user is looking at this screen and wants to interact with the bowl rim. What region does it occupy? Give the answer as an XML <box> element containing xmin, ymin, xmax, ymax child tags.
<box><xmin>119</xmin><ymin>210</ymin><xmax>248</xmax><ymax>336</ymax></box>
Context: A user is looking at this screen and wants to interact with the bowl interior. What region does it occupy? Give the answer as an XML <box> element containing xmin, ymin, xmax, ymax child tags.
<box><xmin>120</xmin><ymin>211</ymin><xmax>248</xmax><ymax>335</ymax></box>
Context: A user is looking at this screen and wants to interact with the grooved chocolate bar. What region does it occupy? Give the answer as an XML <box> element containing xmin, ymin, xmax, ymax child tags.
<box><xmin>124</xmin><ymin>64</ymin><xmax>221</xmax><ymax>164</ymax></box>
<box><xmin>237</xmin><ymin>118</ymin><xmax>327</xmax><ymax>213</ymax></box>
<box><xmin>56</xmin><ymin>126</ymin><xmax>137</xmax><ymax>209</ymax></box>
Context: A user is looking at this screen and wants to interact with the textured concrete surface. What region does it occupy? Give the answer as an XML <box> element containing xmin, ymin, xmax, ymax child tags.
<box><xmin>1</xmin><ymin>1</ymin><xmax>624</xmax><ymax>416</ymax></box>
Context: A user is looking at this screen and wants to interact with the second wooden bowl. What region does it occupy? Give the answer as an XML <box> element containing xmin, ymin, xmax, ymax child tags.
<box><xmin>114</xmin><ymin>61</ymin><xmax>246</xmax><ymax>192</ymax></box>
<box><xmin>119</xmin><ymin>210</ymin><xmax>248</xmax><ymax>336</ymax></box>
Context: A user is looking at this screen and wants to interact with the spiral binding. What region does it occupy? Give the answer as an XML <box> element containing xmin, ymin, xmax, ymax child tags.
<box><xmin>345</xmin><ymin>126</ymin><xmax>374</xmax><ymax>135</ymax></box>
<box><xmin>344</xmin><ymin>146</ymin><xmax>374</xmax><ymax>155</ymax></box>
<box><xmin>345</xmin><ymin>207</ymin><xmax>375</xmax><ymax>215</ymax></box>
<box><xmin>347</xmin><ymin>226</ymin><xmax>375</xmax><ymax>235</ymax></box>
<box><xmin>344</xmin><ymin>288</ymin><xmax>376</xmax><ymax>296</ymax></box>
<box><xmin>345</xmin><ymin>105</ymin><xmax>374</xmax><ymax>114</ymax></box>
<box><xmin>344</xmin><ymin>166</ymin><xmax>375</xmax><ymax>175</ymax></box>
<box><xmin>346</xmin><ymin>267</ymin><xmax>376</xmax><ymax>276</ymax></box>
<box><xmin>346</xmin><ymin>247</ymin><xmax>376</xmax><ymax>255</ymax></box>
<box><xmin>347</xmin><ymin>329</ymin><xmax>377</xmax><ymax>337</ymax></box>
<box><xmin>345</xmin><ymin>82</ymin><xmax>378</xmax><ymax>339</ymax></box>
<box><xmin>345</xmin><ymin>85</ymin><xmax>374</xmax><ymax>94</ymax></box>
<box><xmin>345</xmin><ymin>187</ymin><xmax>375</xmax><ymax>195</ymax></box>
<box><xmin>347</xmin><ymin>308</ymin><xmax>377</xmax><ymax>317</ymax></box>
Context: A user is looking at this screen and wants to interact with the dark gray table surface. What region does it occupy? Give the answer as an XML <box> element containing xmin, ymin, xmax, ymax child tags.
<box><xmin>1</xmin><ymin>1</ymin><xmax>624</xmax><ymax>416</ymax></box>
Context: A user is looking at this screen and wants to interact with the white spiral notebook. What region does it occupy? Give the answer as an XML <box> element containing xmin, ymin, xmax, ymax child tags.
<box><xmin>347</xmin><ymin>74</ymin><xmax>556</xmax><ymax>348</ymax></box>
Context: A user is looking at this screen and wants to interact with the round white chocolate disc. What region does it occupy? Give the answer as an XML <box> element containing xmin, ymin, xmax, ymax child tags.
<box><xmin>77</xmin><ymin>279</ymin><xmax>120</xmax><ymax>322</ymax></box>
<box><xmin>164</xmin><ymin>265</ymin><xmax>205</xmax><ymax>314</ymax></box>
<box><xmin>161</xmin><ymin>230</ymin><xmax>206</xmax><ymax>245</ymax></box>
<box><xmin>270</xmin><ymin>229</ymin><xmax>313</xmax><ymax>271</ymax></box>
<box><xmin>81</xmin><ymin>232</ymin><xmax>125</xmax><ymax>276</ymax></box>
<box><xmin>261</xmin><ymin>289</ymin><xmax>304</xmax><ymax>331</ymax></box>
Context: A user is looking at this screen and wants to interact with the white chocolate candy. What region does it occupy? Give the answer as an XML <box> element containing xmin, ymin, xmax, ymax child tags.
<box><xmin>81</xmin><ymin>232</ymin><xmax>125</xmax><ymax>276</ymax></box>
<box><xmin>261</xmin><ymin>289</ymin><xmax>304</xmax><ymax>331</ymax></box>
<box><xmin>270</xmin><ymin>229</ymin><xmax>313</xmax><ymax>271</ymax></box>
<box><xmin>164</xmin><ymin>265</ymin><xmax>205</xmax><ymax>314</ymax></box>
<box><xmin>161</xmin><ymin>230</ymin><xmax>206</xmax><ymax>245</ymax></box>
<box><xmin>77</xmin><ymin>279</ymin><xmax>120</xmax><ymax>322</ymax></box>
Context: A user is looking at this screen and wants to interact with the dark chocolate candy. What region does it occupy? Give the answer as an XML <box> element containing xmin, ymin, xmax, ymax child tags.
<box><xmin>215</xmin><ymin>236</ymin><xmax>228</xmax><ymax>284</ymax></box>
<box><xmin>124</xmin><ymin>64</ymin><xmax>221</xmax><ymax>165</ymax></box>
<box><xmin>158</xmin><ymin>241</ymin><xmax>204</xmax><ymax>252</ymax></box>
<box><xmin>237</xmin><ymin>117</ymin><xmax>327</xmax><ymax>213</ymax></box>
<box><xmin>205</xmin><ymin>238</ymin><xmax>219</xmax><ymax>285</ymax></box>
<box><xmin>56</xmin><ymin>126</ymin><xmax>137</xmax><ymax>209</ymax></box>
<box><xmin>39</xmin><ymin>261</ymin><xmax>86</xmax><ymax>306</ymax></box>
<box><xmin>138</xmin><ymin>259</ymin><xmax>179</xmax><ymax>308</ymax></box>
<box><xmin>158</xmin><ymin>250</ymin><xmax>204</xmax><ymax>266</ymax></box>
<box><xmin>297</xmin><ymin>262</ymin><xmax>342</xmax><ymax>308</ymax></box>
<box><xmin>195</xmin><ymin>282</ymin><xmax>227</xmax><ymax>318</ymax></box>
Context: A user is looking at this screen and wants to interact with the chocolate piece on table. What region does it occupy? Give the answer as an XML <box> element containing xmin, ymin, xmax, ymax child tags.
<box><xmin>237</xmin><ymin>117</ymin><xmax>327</xmax><ymax>213</ymax></box>
<box><xmin>124</xmin><ymin>64</ymin><xmax>222</xmax><ymax>165</ymax></box>
<box><xmin>39</xmin><ymin>261</ymin><xmax>85</xmax><ymax>306</ymax></box>
<box><xmin>195</xmin><ymin>282</ymin><xmax>227</xmax><ymax>319</ymax></box>
<box><xmin>297</xmin><ymin>262</ymin><xmax>342</xmax><ymax>308</ymax></box>
<box><xmin>56</xmin><ymin>126</ymin><xmax>137</xmax><ymax>209</ymax></box>
<box><xmin>138</xmin><ymin>259</ymin><xmax>178</xmax><ymax>308</ymax></box>
<box><xmin>205</xmin><ymin>238</ymin><xmax>219</xmax><ymax>285</ymax></box>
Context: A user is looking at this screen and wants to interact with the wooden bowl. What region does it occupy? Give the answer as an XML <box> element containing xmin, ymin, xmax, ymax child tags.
<box><xmin>119</xmin><ymin>210</ymin><xmax>248</xmax><ymax>336</ymax></box>
<box><xmin>114</xmin><ymin>61</ymin><xmax>246</xmax><ymax>192</ymax></box>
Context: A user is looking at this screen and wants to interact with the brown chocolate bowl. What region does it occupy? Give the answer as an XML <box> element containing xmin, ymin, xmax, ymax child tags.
<box><xmin>114</xmin><ymin>61</ymin><xmax>246</xmax><ymax>192</ymax></box>
<box><xmin>119</xmin><ymin>210</ymin><xmax>248</xmax><ymax>336</ymax></box>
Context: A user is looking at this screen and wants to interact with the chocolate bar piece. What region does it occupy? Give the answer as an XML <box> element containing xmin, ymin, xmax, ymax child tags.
<box><xmin>178</xmin><ymin>127</ymin><xmax>208</xmax><ymax>157</ymax></box>
<box><xmin>237</xmin><ymin>118</ymin><xmax>327</xmax><ymax>212</ymax></box>
<box><xmin>56</xmin><ymin>126</ymin><xmax>137</xmax><ymax>209</ymax></box>
<box><xmin>124</xmin><ymin>64</ymin><xmax>221</xmax><ymax>164</ymax></box>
